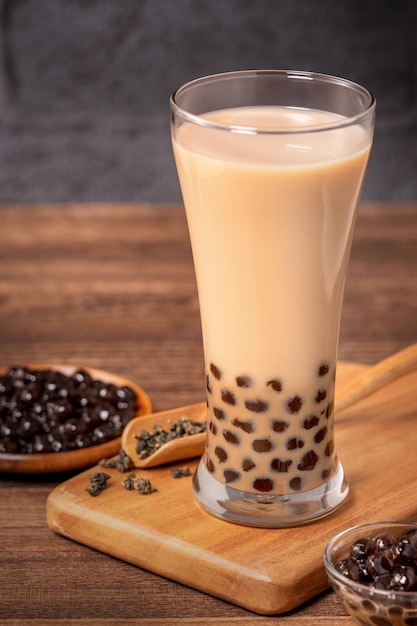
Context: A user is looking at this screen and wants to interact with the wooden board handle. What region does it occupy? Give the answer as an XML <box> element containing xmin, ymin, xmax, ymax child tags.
<box><xmin>336</xmin><ymin>343</ymin><xmax>417</xmax><ymax>413</ymax></box>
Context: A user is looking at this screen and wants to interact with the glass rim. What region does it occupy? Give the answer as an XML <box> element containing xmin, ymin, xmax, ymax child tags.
<box><xmin>170</xmin><ymin>69</ymin><xmax>376</xmax><ymax>135</ymax></box>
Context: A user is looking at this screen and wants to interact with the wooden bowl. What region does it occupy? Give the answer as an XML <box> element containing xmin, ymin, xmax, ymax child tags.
<box><xmin>0</xmin><ymin>364</ymin><xmax>152</xmax><ymax>474</ymax></box>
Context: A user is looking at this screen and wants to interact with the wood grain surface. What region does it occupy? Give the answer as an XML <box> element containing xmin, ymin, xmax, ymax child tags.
<box><xmin>1</xmin><ymin>202</ymin><xmax>417</xmax><ymax>624</ymax></box>
<box><xmin>46</xmin><ymin>361</ymin><xmax>417</xmax><ymax>615</ymax></box>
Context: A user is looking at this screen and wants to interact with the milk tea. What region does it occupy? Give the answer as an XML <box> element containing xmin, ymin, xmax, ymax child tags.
<box><xmin>173</xmin><ymin>106</ymin><xmax>371</xmax><ymax>495</ymax></box>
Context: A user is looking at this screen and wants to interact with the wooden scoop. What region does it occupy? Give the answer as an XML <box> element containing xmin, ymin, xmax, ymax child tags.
<box><xmin>121</xmin><ymin>343</ymin><xmax>417</xmax><ymax>469</ymax></box>
<box><xmin>121</xmin><ymin>402</ymin><xmax>207</xmax><ymax>469</ymax></box>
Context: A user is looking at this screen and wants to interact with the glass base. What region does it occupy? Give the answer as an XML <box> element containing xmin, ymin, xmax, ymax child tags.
<box><xmin>192</xmin><ymin>458</ymin><xmax>349</xmax><ymax>528</ymax></box>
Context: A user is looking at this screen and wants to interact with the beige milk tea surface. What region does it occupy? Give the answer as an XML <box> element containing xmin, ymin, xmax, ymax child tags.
<box><xmin>173</xmin><ymin>106</ymin><xmax>372</xmax><ymax>495</ymax></box>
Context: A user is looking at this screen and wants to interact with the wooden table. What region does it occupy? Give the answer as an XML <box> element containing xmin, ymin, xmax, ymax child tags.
<box><xmin>1</xmin><ymin>202</ymin><xmax>416</xmax><ymax>625</ymax></box>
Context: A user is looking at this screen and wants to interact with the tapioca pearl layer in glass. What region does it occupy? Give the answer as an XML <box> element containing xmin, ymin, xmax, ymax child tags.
<box><xmin>204</xmin><ymin>360</ymin><xmax>338</xmax><ymax>495</ymax></box>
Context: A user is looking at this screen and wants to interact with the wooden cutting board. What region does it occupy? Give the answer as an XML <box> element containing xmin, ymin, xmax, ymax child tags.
<box><xmin>46</xmin><ymin>361</ymin><xmax>417</xmax><ymax>615</ymax></box>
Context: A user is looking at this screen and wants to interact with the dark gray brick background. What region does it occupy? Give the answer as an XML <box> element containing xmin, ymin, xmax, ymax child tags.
<box><xmin>0</xmin><ymin>0</ymin><xmax>415</xmax><ymax>203</ymax></box>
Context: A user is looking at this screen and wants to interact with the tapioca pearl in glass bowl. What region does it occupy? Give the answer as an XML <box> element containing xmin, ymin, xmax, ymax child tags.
<box><xmin>324</xmin><ymin>521</ymin><xmax>417</xmax><ymax>626</ymax></box>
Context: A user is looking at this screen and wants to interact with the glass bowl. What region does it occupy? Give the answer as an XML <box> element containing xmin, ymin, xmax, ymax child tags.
<box><xmin>324</xmin><ymin>521</ymin><xmax>417</xmax><ymax>626</ymax></box>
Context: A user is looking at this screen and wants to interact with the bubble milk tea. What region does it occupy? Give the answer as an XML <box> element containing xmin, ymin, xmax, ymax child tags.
<box><xmin>172</xmin><ymin>105</ymin><xmax>372</xmax><ymax>497</ymax></box>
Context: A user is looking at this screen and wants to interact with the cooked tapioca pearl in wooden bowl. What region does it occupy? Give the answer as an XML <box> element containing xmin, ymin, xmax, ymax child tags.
<box><xmin>324</xmin><ymin>521</ymin><xmax>417</xmax><ymax>626</ymax></box>
<box><xmin>0</xmin><ymin>364</ymin><xmax>152</xmax><ymax>473</ymax></box>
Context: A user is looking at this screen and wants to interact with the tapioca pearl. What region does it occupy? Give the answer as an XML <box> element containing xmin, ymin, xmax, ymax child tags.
<box><xmin>315</xmin><ymin>389</ymin><xmax>327</xmax><ymax>403</ymax></box>
<box><xmin>206</xmin><ymin>458</ymin><xmax>215</xmax><ymax>473</ymax></box>
<box><xmin>213</xmin><ymin>406</ymin><xmax>226</xmax><ymax>420</ymax></box>
<box><xmin>223</xmin><ymin>430</ymin><xmax>240</xmax><ymax>445</ymax></box>
<box><xmin>287</xmin><ymin>395</ymin><xmax>303</xmax><ymax>414</ymax></box>
<box><xmin>252</xmin><ymin>438</ymin><xmax>273</xmax><ymax>453</ymax></box>
<box><xmin>232</xmin><ymin>418</ymin><xmax>254</xmax><ymax>433</ymax></box>
<box><xmin>224</xmin><ymin>469</ymin><xmax>240</xmax><ymax>484</ymax></box>
<box><xmin>318</xmin><ymin>363</ymin><xmax>330</xmax><ymax>377</ymax></box>
<box><xmin>325</xmin><ymin>440</ymin><xmax>335</xmax><ymax>456</ymax></box>
<box><xmin>271</xmin><ymin>458</ymin><xmax>292</xmax><ymax>473</ymax></box>
<box><xmin>242</xmin><ymin>458</ymin><xmax>256</xmax><ymax>472</ymax></box>
<box><xmin>267</xmin><ymin>378</ymin><xmax>283</xmax><ymax>393</ymax></box>
<box><xmin>322</xmin><ymin>468</ymin><xmax>331</xmax><ymax>480</ymax></box>
<box><xmin>303</xmin><ymin>415</ymin><xmax>319</xmax><ymax>430</ymax></box>
<box><xmin>326</xmin><ymin>401</ymin><xmax>334</xmax><ymax>419</ymax></box>
<box><xmin>206</xmin><ymin>375</ymin><xmax>212</xmax><ymax>394</ymax></box>
<box><xmin>236</xmin><ymin>375</ymin><xmax>252</xmax><ymax>388</ymax></box>
<box><xmin>210</xmin><ymin>363</ymin><xmax>222</xmax><ymax>380</ymax></box>
<box><xmin>289</xmin><ymin>477</ymin><xmax>302</xmax><ymax>491</ymax></box>
<box><xmin>209</xmin><ymin>421</ymin><xmax>217</xmax><ymax>435</ymax></box>
<box><xmin>271</xmin><ymin>419</ymin><xmax>289</xmax><ymax>433</ymax></box>
<box><xmin>314</xmin><ymin>426</ymin><xmax>327</xmax><ymax>443</ymax></box>
<box><xmin>245</xmin><ymin>398</ymin><xmax>269</xmax><ymax>413</ymax></box>
<box><xmin>221</xmin><ymin>389</ymin><xmax>236</xmax><ymax>405</ymax></box>
<box><xmin>253</xmin><ymin>477</ymin><xmax>274</xmax><ymax>492</ymax></box>
<box><xmin>287</xmin><ymin>437</ymin><xmax>304</xmax><ymax>450</ymax></box>
<box><xmin>297</xmin><ymin>450</ymin><xmax>319</xmax><ymax>471</ymax></box>
<box><xmin>215</xmin><ymin>446</ymin><xmax>228</xmax><ymax>463</ymax></box>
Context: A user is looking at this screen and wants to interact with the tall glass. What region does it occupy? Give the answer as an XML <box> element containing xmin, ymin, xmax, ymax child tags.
<box><xmin>170</xmin><ymin>70</ymin><xmax>375</xmax><ymax>527</ymax></box>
